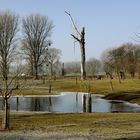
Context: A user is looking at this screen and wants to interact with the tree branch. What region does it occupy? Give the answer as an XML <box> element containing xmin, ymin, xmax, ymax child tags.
<box><xmin>132</xmin><ymin>32</ymin><xmax>140</xmax><ymax>43</ymax></box>
<box><xmin>65</xmin><ymin>11</ymin><xmax>81</xmax><ymax>36</ymax></box>
<box><xmin>71</xmin><ymin>34</ymin><xmax>80</xmax><ymax>42</ymax></box>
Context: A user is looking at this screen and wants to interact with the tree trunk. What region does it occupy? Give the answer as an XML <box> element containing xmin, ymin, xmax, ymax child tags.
<box><xmin>50</xmin><ymin>63</ymin><xmax>53</xmax><ymax>79</ymax></box>
<box><xmin>130</xmin><ymin>71</ymin><xmax>135</xmax><ymax>78</ymax></box>
<box><xmin>117</xmin><ymin>70</ymin><xmax>121</xmax><ymax>84</ymax></box>
<box><xmin>34</xmin><ymin>62</ymin><xmax>38</xmax><ymax>80</ymax></box>
<box><xmin>2</xmin><ymin>97</ymin><xmax>10</xmax><ymax>129</ymax></box>
<box><xmin>80</xmin><ymin>27</ymin><xmax>86</xmax><ymax>80</ymax></box>
<box><xmin>30</xmin><ymin>62</ymin><xmax>34</xmax><ymax>76</ymax></box>
<box><xmin>62</xmin><ymin>63</ymin><xmax>65</xmax><ymax>77</ymax></box>
<box><xmin>106</xmin><ymin>72</ymin><xmax>114</xmax><ymax>92</ymax></box>
<box><xmin>110</xmin><ymin>79</ymin><xmax>114</xmax><ymax>92</ymax></box>
<box><xmin>30</xmin><ymin>56</ymin><xmax>34</xmax><ymax>76</ymax></box>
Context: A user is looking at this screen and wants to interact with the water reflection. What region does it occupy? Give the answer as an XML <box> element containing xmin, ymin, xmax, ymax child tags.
<box><xmin>0</xmin><ymin>92</ymin><xmax>140</xmax><ymax>113</ymax></box>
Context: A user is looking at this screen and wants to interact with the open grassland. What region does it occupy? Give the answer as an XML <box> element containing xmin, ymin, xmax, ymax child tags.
<box><xmin>17</xmin><ymin>78</ymin><xmax>140</xmax><ymax>95</ymax></box>
<box><xmin>50</xmin><ymin>78</ymin><xmax>140</xmax><ymax>94</ymax></box>
<box><xmin>0</xmin><ymin>112</ymin><xmax>140</xmax><ymax>139</ymax></box>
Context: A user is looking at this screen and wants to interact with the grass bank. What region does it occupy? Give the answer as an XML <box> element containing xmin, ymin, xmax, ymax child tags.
<box><xmin>19</xmin><ymin>78</ymin><xmax>140</xmax><ymax>95</ymax></box>
<box><xmin>17</xmin><ymin>78</ymin><xmax>140</xmax><ymax>104</ymax></box>
<box><xmin>0</xmin><ymin>112</ymin><xmax>140</xmax><ymax>139</ymax></box>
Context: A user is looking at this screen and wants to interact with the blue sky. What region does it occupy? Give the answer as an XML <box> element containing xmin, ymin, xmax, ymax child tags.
<box><xmin>0</xmin><ymin>0</ymin><xmax>140</xmax><ymax>62</ymax></box>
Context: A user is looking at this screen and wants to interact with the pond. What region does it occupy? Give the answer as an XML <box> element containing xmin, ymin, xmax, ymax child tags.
<box><xmin>0</xmin><ymin>92</ymin><xmax>140</xmax><ymax>112</ymax></box>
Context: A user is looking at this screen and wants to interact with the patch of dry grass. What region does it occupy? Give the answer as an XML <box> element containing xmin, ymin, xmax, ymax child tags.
<box><xmin>11</xmin><ymin>78</ymin><xmax>140</xmax><ymax>96</ymax></box>
<box><xmin>8</xmin><ymin>112</ymin><xmax>140</xmax><ymax>131</ymax></box>
<box><xmin>1</xmin><ymin>112</ymin><xmax>140</xmax><ymax>139</ymax></box>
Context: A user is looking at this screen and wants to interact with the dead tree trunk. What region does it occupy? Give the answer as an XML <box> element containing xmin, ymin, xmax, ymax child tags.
<box><xmin>80</xmin><ymin>27</ymin><xmax>86</xmax><ymax>80</ymax></box>
<box><xmin>65</xmin><ymin>11</ymin><xmax>86</xmax><ymax>80</ymax></box>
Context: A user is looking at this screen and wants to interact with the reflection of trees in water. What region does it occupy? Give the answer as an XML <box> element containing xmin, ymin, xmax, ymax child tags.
<box><xmin>76</xmin><ymin>93</ymin><xmax>78</xmax><ymax>112</ymax></box>
<box><xmin>30</xmin><ymin>97</ymin><xmax>55</xmax><ymax>111</ymax></box>
<box><xmin>48</xmin><ymin>97</ymin><xmax>52</xmax><ymax>106</ymax></box>
<box><xmin>82</xmin><ymin>94</ymin><xmax>86</xmax><ymax>112</ymax></box>
<box><xmin>16</xmin><ymin>97</ymin><xmax>19</xmax><ymax>111</ymax></box>
<box><xmin>31</xmin><ymin>98</ymin><xmax>41</xmax><ymax>111</ymax></box>
<box><xmin>35</xmin><ymin>98</ymin><xmax>40</xmax><ymax>111</ymax></box>
<box><xmin>1</xmin><ymin>95</ymin><xmax>138</xmax><ymax>113</ymax></box>
<box><xmin>110</xmin><ymin>102</ymin><xmax>132</xmax><ymax>112</ymax></box>
<box><xmin>48</xmin><ymin>97</ymin><xmax>52</xmax><ymax>112</ymax></box>
<box><xmin>51</xmin><ymin>96</ymin><xmax>61</xmax><ymax>104</ymax></box>
<box><xmin>49</xmin><ymin>96</ymin><xmax>64</xmax><ymax>112</ymax></box>
<box><xmin>82</xmin><ymin>94</ymin><xmax>92</xmax><ymax>112</ymax></box>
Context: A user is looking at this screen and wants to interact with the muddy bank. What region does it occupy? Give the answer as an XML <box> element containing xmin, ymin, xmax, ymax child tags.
<box><xmin>103</xmin><ymin>91</ymin><xmax>140</xmax><ymax>104</ymax></box>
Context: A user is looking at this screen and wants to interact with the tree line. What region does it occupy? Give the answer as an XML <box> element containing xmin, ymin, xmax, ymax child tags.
<box><xmin>101</xmin><ymin>43</ymin><xmax>140</xmax><ymax>80</ymax></box>
<box><xmin>0</xmin><ymin>11</ymin><xmax>64</xmax><ymax>80</ymax></box>
<box><xmin>0</xmin><ymin>11</ymin><xmax>139</xmax><ymax>82</ymax></box>
<box><xmin>64</xmin><ymin>43</ymin><xmax>140</xmax><ymax>80</ymax></box>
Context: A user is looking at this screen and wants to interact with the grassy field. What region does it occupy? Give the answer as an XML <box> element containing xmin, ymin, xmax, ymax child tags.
<box><xmin>18</xmin><ymin>78</ymin><xmax>140</xmax><ymax>95</ymax></box>
<box><xmin>0</xmin><ymin>112</ymin><xmax>140</xmax><ymax>139</ymax></box>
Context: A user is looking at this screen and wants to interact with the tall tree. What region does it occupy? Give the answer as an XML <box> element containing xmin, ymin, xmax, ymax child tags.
<box><xmin>22</xmin><ymin>14</ymin><xmax>53</xmax><ymax>79</ymax></box>
<box><xmin>124</xmin><ymin>43</ymin><xmax>140</xmax><ymax>78</ymax></box>
<box><xmin>108</xmin><ymin>47</ymin><xmax>126</xmax><ymax>83</ymax></box>
<box><xmin>65</xmin><ymin>11</ymin><xmax>86</xmax><ymax>80</ymax></box>
<box><xmin>0</xmin><ymin>11</ymin><xmax>19</xmax><ymax>129</ymax></box>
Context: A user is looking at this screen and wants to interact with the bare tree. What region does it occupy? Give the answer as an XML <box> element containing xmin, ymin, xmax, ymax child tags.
<box><xmin>101</xmin><ymin>49</ymin><xmax>114</xmax><ymax>78</ymax></box>
<box><xmin>65</xmin><ymin>11</ymin><xmax>86</xmax><ymax>80</ymax></box>
<box><xmin>86</xmin><ymin>58</ymin><xmax>101</xmax><ymax>76</ymax></box>
<box><xmin>46</xmin><ymin>47</ymin><xmax>62</xmax><ymax>78</ymax></box>
<box><xmin>21</xmin><ymin>40</ymin><xmax>34</xmax><ymax>76</ymax></box>
<box><xmin>123</xmin><ymin>43</ymin><xmax>140</xmax><ymax>78</ymax></box>
<box><xmin>22</xmin><ymin>14</ymin><xmax>53</xmax><ymax>79</ymax></box>
<box><xmin>101</xmin><ymin>43</ymin><xmax>140</xmax><ymax>80</ymax></box>
<box><xmin>0</xmin><ymin>11</ymin><xmax>19</xmax><ymax>129</ymax></box>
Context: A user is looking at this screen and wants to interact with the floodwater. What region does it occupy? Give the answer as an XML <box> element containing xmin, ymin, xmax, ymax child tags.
<box><xmin>0</xmin><ymin>92</ymin><xmax>140</xmax><ymax>112</ymax></box>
